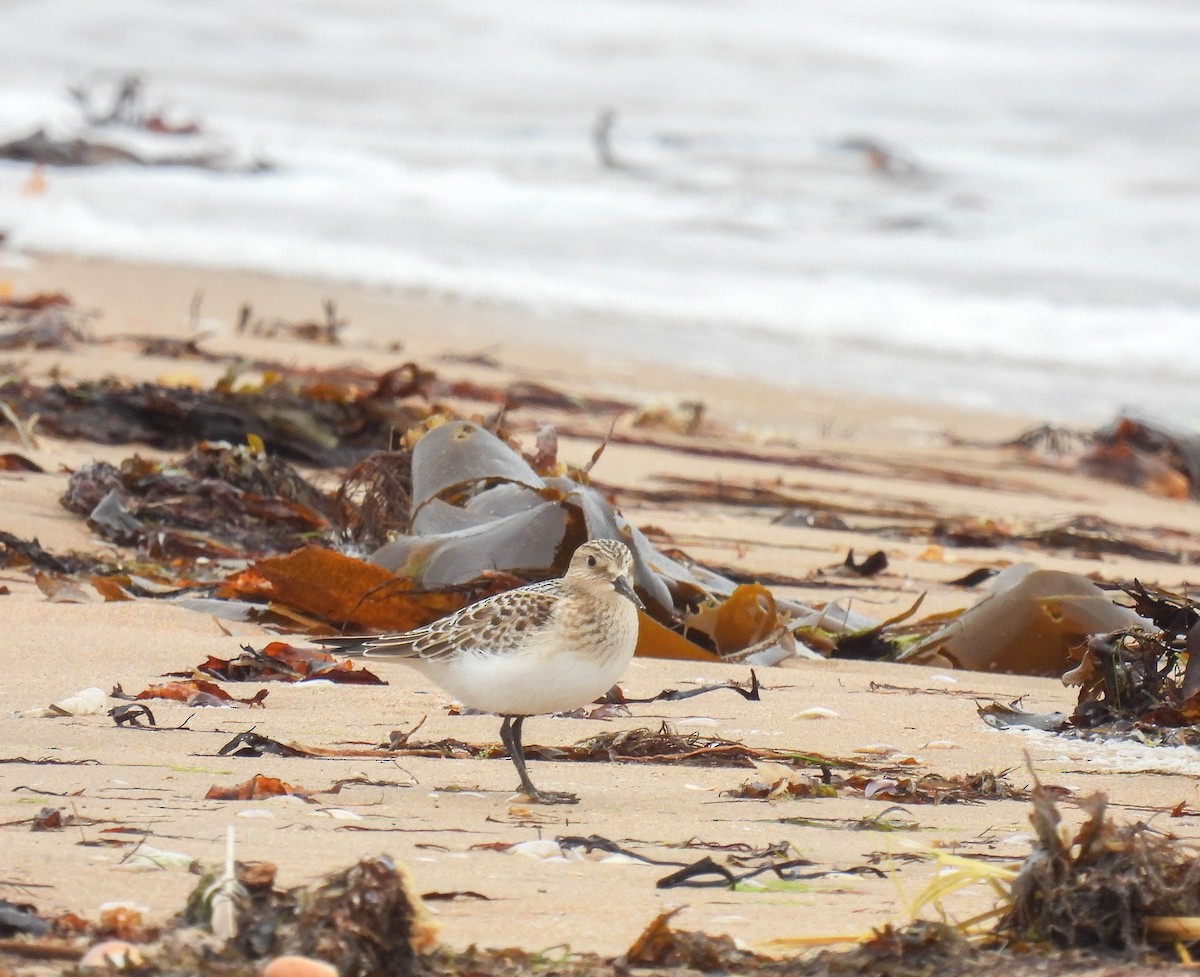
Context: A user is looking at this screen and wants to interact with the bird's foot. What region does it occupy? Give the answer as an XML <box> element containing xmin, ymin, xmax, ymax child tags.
<box><xmin>516</xmin><ymin>786</ymin><xmax>579</xmax><ymax>806</ymax></box>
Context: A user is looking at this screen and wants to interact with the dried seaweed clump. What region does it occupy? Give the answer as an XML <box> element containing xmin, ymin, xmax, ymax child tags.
<box><xmin>333</xmin><ymin>450</ymin><xmax>413</xmax><ymax>551</ymax></box>
<box><xmin>999</xmin><ymin>784</ymin><xmax>1200</xmax><ymax>952</ymax></box>
<box><xmin>786</xmin><ymin>922</ymin><xmax>977</xmax><ymax>977</ymax></box>
<box><xmin>184</xmin><ymin>855</ymin><xmax>437</xmax><ymax>976</ymax></box>
<box><xmin>293</xmin><ymin>856</ymin><xmax>439</xmax><ymax>976</ymax></box>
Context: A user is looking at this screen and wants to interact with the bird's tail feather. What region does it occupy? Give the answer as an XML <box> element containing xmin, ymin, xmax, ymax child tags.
<box><xmin>312</xmin><ymin>635</ymin><xmax>375</xmax><ymax>656</ymax></box>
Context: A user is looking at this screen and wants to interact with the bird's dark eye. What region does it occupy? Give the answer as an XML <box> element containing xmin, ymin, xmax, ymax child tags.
<box><xmin>587</xmin><ymin>555</ymin><xmax>597</xmax><ymax>568</ymax></box>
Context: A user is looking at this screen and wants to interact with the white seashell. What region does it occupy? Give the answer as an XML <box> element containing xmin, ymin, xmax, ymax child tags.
<box><xmin>23</xmin><ymin>686</ymin><xmax>110</xmax><ymax>718</ymax></box>
<box><xmin>854</xmin><ymin>743</ymin><xmax>901</xmax><ymax>756</ymax></box>
<box><xmin>752</xmin><ymin>760</ymin><xmax>796</xmax><ymax>784</ymax></box>
<box><xmin>508</xmin><ymin>839</ymin><xmax>567</xmax><ymax>861</ymax></box>
<box><xmin>922</xmin><ymin>740</ymin><xmax>960</xmax><ymax>750</ymax></box>
<box><xmin>863</xmin><ymin>778</ymin><xmax>899</xmax><ymax>799</ymax></box>
<box><xmin>791</xmin><ymin>707</ymin><xmax>840</xmax><ymax>720</ymax></box>
<box><xmin>314</xmin><ymin>808</ymin><xmax>363</xmax><ymax>821</ymax></box>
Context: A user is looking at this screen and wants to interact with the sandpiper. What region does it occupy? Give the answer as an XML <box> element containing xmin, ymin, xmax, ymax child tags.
<box><xmin>321</xmin><ymin>539</ymin><xmax>643</xmax><ymax>804</ymax></box>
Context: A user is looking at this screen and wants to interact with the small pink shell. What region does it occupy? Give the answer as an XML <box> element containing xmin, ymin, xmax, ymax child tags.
<box><xmin>261</xmin><ymin>955</ymin><xmax>339</xmax><ymax>977</ymax></box>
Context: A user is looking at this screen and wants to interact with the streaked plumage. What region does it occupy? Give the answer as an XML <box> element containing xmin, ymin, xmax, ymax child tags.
<box><xmin>319</xmin><ymin>539</ymin><xmax>642</xmax><ymax>804</ymax></box>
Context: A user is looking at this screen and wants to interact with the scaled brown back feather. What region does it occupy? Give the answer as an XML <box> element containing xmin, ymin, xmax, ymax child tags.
<box><xmin>359</xmin><ymin>579</ymin><xmax>562</xmax><ymax>662</ymax></box>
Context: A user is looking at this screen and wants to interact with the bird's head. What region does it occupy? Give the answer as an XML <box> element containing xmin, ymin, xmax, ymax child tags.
<box><xmin>567</xmin><ymin>539</ymin><xmax>644</xmax><ymax>609</ymax></box>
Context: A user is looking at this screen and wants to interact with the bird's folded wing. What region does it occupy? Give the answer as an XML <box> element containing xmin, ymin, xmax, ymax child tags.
<box><xmin>318</xmin><ymin>582</ymin><xmax>562</xmax><ymax>663</ymax></box>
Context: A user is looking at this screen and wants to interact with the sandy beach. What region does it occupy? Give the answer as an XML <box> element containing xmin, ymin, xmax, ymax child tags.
<box><xmin>4</xmin><ymin>252</ymin><xmax>1200</xmax><ymax>966</ymax></box>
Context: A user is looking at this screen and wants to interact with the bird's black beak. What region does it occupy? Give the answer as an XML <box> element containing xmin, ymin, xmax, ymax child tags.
<box><xmin>615</xmin><ymin>575</ymin><xmax>645</xmax><ymax>610</ymax></box>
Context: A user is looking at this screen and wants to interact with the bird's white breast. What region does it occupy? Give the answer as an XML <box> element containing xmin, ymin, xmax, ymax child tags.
<box><xmin>411</xmin><ymin>597</ymin><xmax>638</xmax><ymax>716</ymax></box>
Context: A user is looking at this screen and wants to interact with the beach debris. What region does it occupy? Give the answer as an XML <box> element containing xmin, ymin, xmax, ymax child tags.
<box><xmin>0</xmin><ymin>899</ymin><xmax>52</xmax><ymax>938</ymax></box>
<box><xmin>69</xmin><ymin>71</ymin><xmax>198</xmax><ymax>134</ymax></box>
<box><xmin>728</xmin><ymin>766</ymin><xmax>1025</xmax><ymax>805</ymax></box>
<box><xmin>1010</xmin><ymin>414</ymin><xmax>1200</xmax><ymax>500</ymax></box>
<box><xmin>929</xmin><ymin>513</ymin><xmax>1188</xmax><ymax>562</ymax></box>
<box><xmin>818</xmin><ymin>594</ymin><xmax>929</xmax><ymax>662</ymax></box>
<box><xmin>998</xmin><ymin>778</ymin><xmax>1200</xmax><ymax>952</ymax></box>
<box><xmin>262</xmin><ymin>956</ymin><xmax>339</xmax><ymax>977</ymax></box>
<box><xmin>217</xmin><ymin>546</ymin><xmax>468</xmax><ymax>634</ymax></box>
<box><xmin>26</xmin><ymin>360</ymin><xmax>807</xmax><ymax>659</ymax></box>
<box><xmin>899</xmin><ymin>565</ymin><xmax>1150</xmax><ymax>676</ymax></box>
<box><xmin>561</xmin><ymin>724</ymin><xmax>822</xmax><ymax>768</ymax></box>
<box><xmin>217</xmin><ymin>732</ymin><xmax>319</xmax><ymax>759</ymax></box>
<box><xmin>654</xmin><ymin>856</ymin><xmax>884</xmax><ymax>892</ymax></box>
<box><xmin>96</xmin><ymin>901</ymin><xmax>153</xmax><ymax>942</ymax></box>
<box><xmin>19</xmin><ymin>686</ymin><xmax>106</xmax><ymax>718</ymax></box>
<box><xmin>0</xmin><ymin>532</ymin><xmax>90</xmax><ymax>575</ymax></box>
<box><xmin>236</xmin><ymin>300</ymin><xmax>347</xmax><ymax>345</ymax></box>
<box><xmin>60</xmin><ymin>444</ymin><xmax>337</xmax><ymax>559</ymax></box>
<box><xmin>771</xmin><ymin>922</ymin><xmax>976</xmax><ymax>973</ymax></box>
<box><xmin>629</xmin><ymin>397</ymin><xmax>709</xmax><ymax>436</ymax></box>
<box><xmin>978</xmin><ymin>702</ymin><xmax>1071</xmax><ymax>733</ymax></box>
<box><xmin>837</xmin><ymin>549</ymin><xmax>889</xmax><ymax>578</ymax></box>
<box><xmin>440</xmin><ymin>377</ymin><xmax>635</xmax><ymax>415</ymax></box>
<box><xmin>277</xmin><ymin>856</ymin><xmax>439</xmax><ymax>970</ymax></box>
<box><xmin>1068</xmin><ymin>623</ymin><xmax>1200</xmax><ymax>731</ymax></box>
<box><xmin>602</xmin><ymin>670</ymin><xmax>760</xmax><ymax>705</ymax></box>
<box><xmin>183</xmin><ymin>856</ymin><xmax>274</xmax><ymax>937</ymax></box>
<box><xmin>621</xmin><ymin>909</ymin><xmax>765</xmax><ymax>969</ymax></box>
<box><xmin>6</xmin><ymin>368</ymin><xmax>433</xmax><ymax>466</ymax></box>
<box><xmin>0</xmin><ymin>291</ymin><xmax>92</xmax><ymax>350</ymax></box>
<box><xmin>205</xmin><ymin>774</ymin><xmax>314</xmax><ymax>803</ymax></box>
<box><xmin>947</xmin><ymin>566</ymin><xmax>998</xmax><ymax>587</ymax></box>
<box><xmin>207</xmin><ymin>722</ymin><xmax>878</xmax><ymax>779</ymax></box>
<box><xmin>1</xmin><ymin>74</ymin><xmax>268</xmax><ymax>172</ymax></box>
<box><xmin>681</xmin><ymin>584</ymin><xmax>789</xmax><ymax>657</ymax></box>
<box><xmin>180</xmin><ymin>853</ymin><xmax>438</xmax><ymax>970</ymax></box>
<box><xmin>363</xmin><ymin>418</ymin><xmax>812</xmax><ymax>656</ymax></box>
<box><xmin>420</xmin><ymin>890</ymin><xmax>489</xmax><ymax>902</ymax></box>
<box><xmin>792</xmin><ymin>707</ymin><xmax>840</xmax><ymax>720</ymax></box>
<box><xmin>483</xmin><ymin>836</ymin><xmax>653</xmax><ymax>866</ymax></box>
<box><xmin>189</xmin><ymin>418</ymin><xmax>816</xmax><ymax>658</ymax></box>
<box><xmin>0</xmin><ymin>451</ymin><xmax>42</xmax><ymax>472</ymax></box>
<box><xmin>32</xmin><ymin>571</ymin><xmax>91</xmax><ymax>603</ymax></box>
<box><xmin>120</xmin><ymin>844</ymin><xmax>201</xmax><ymax>872</ymax></box>
<box><xmin>59</xmin><ymin>439</ymin><xmax>417</xmax><ymax>561</ymax></box>
<box><xmin>631</xmin><ymin>613</ymin><xmax>722</xmax><ymax>661</ymax></box>
<box><xmin>203</xmin><ymin>826</ymin><xmax>243</xmax><ymax>942</ymax></box>
<box><xmin>838</xmin><ymin>135</ymin><xmax>925</xmax><ymax>178</ymax></box>
<box><xmin>134</xmin><ymin>679</ymin><xmax>268</xmax><ymax>708</ymax></box>
<box><xmin>108</xmin><ymin>703</ymin><xmax>158</xmax><ymax>727</ymax></box>
<box><xmin>188</xmin><ymin>641</ymin><xmax>386</xmax><ymax>685</ymax></box>
<box><xmin>31</xmin><ymin>807</ymin><xmax>64</xmax><ymax>831</ymax></box>
<box><xmin>78</xmin><ymin>938</ymin><xmax>144</xmax><ymax>970</ymax></box>
<box><xmin>331</xmin><ymin>449</ymin><xmax>412</xmax><ymax>551</ymax></box>
<box><xmin>980</xmin><ymin>607</ymin><xmax>1200</xmax><ymax>742</ymax></box>
<box><xmin>0</xmin><ymin>126</ymin><xmax>269</xmax><ymax>171</ymax></box>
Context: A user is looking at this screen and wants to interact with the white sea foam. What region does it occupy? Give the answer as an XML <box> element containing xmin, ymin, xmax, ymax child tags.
<box><xmin>1</xmin><ymin>0</ymin><xmax>1197</xmax><ymax>421</ymax></box>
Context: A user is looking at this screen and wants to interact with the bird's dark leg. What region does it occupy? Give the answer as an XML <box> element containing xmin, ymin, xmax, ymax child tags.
<box><xmin>500</xmin><ymin>715</ymin><xmax>579</xmax><ymax>805</ymax></box>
